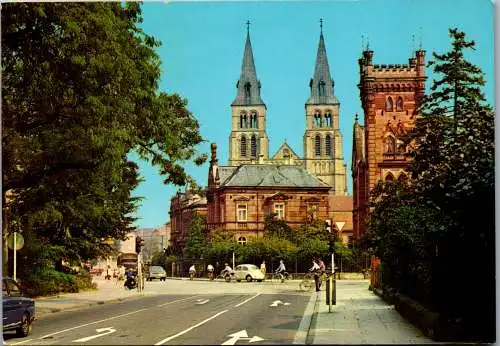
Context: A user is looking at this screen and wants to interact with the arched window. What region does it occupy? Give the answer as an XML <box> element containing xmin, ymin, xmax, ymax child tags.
<box><xmin>398</xmin><ymin>173</ymin><xmax>408</xmax><ymax>182</ymax></box>
<box><xmin>385</xmin><ymin>173</ymin><xmax>394</xmax><ymax>182</ymax></box>
<box><xmin>318</xmin><ymin>80</ymin><xmax>326</xmax><ymax>96</ymax></box>
<box><xmin>250</xmin><ymin>135</ymin><xmax>257</xmax><ymax>158</ymax></box>
<box><xmin>240</xmin><ymin>136</ymin><xmax>247</xmax><ymax>157</ymax></box>
<box><xmin>325</xmin><ymin>135</ymin><xmax>331</xmax><ymax>157</ymax></box>
<box><xmin>240</xmin><ymin>112</ymin><xmax>247</xmax><ymax>129</ymax></box>
<box><xmin>396</xmin><ymin>97</ymin><xmax>403</xmax><ymax>111</ymax></box>
<box><xmin>315</xmin><ymin>135</ymin><xmax>321</xmax><ymax>156</ymax></box>
<box><xmin>237</xmin><ymin>236</ymin><xmax>247</xmax><ymax>245</ymax></box>
<box><xmin>250</xmin><ymin>112</ymin><xmax>258</xmax><ymax>128</ymax></box>
<box><xmin>325</xmin><ymin>112</ymin><xmax>332</xmax><ymax>127</ymax></box>
<box><xmin>386</xmin><ymin>136</ymin><xmax>396</xmax><ymax>153</ymax></box>
<box><xmin>313</xmin><ymin>112</ymin><xmax>321</xmax><ymax>128</ymax></box>
<box><xmin>244</xmin><ymin>82</ymin><xmax>251</xmax><ymax>101</ymax></box>
<box><xmin>385</xmin><ymin>97</ymin><xmax>394</xmax><ymax>112</ymax></box>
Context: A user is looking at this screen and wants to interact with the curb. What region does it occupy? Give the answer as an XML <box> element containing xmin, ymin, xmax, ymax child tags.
<box><xmin>293</xmin><ymin>292</ymin><xmax>318</xmax><ymax>345</ymax></box>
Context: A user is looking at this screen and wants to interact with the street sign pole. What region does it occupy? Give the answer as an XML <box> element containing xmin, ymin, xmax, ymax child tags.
<box><xmin>329</xmin><ymin>251</ymin><xmax>334</xmax><ymax>313</ymax></box>
<box><xmin>13</xmin><ymin>232</ymin><xmax>16</xmax><ymax>281</ymax></box>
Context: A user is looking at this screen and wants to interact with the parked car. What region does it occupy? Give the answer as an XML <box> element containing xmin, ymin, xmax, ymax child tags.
<box><xmin>2</xmin><ymin>277</ymin><xmax>36</xmax><ymax>337</ymax></box>
<box><xmin>146</xmin><ymin>266</ymin><xmax>167</xmax><ymax>281</ymax></box>
<box><xmin>234</xmin><ymin>264</ymin><xmax>265</xmax><ymax>282</ymax></box>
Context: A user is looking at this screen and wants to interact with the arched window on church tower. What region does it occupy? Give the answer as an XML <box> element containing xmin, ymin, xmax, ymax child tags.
<box><xmin>319</xmin><ymin>80</ymin><xmax>326</xmax><ymax>97</ymax></box>
<box><xmin>250</xmin><ymin>112</ymin><xmax>258</xmax><ymax>128</ymax></box>
<box><xmin>315</xmin><ymin>135</ymin><xmax>321</xmax><ymax>156</ymax></box>
<box><xmin>314</xmin><ymin>112</ymin><xmax>321</xmax><ymax>128</ymax></box>
<box><xmin>385</xmin><ymin>136</ymin><xmax>396</xmax><ymax>153</ymax></box>
<box><xmin>325</xmin><ymin>112</ymin><xmax>332</xmax><ymax>127</ymax></box>
<box><xmin>385</xmin><ymin>97</ymin><xmax>394</xmax><ymax>112</ymax></box>
<box><xmin>250</xmin><ymin>135</ymin><xmax>257</xmax><ymax>158</ymax></box>
<box><xmin>240</xmin><ymin>112</ymin><xmax>247</xmax><ymax>129</ymax></box>
<box><xmin>241</xmin><ymin>136</ymin><xmax>247</xmax><ymax>157</ymax></box>
<box><xmin>396</xmin><ymin>97</ymin><xmax>403</xmax><ymax>111</ymax></box>
<box><xmin>325</xmin><ymin>135</ymin><xmax>331</xmax><ymax>157</ymax></box>
<box><xmin>385</xmin><ymin>172</ymin><xmax>394</xmax><ymax>182</ymax></box>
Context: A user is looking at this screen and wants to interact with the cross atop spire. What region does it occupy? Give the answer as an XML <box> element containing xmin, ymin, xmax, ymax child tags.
<box><xmin>246</xmin><ymin>20</ymin><xmax>250</xmax><ymax>35</ymax></box>
<box><xmin>319</xmin><ymin>18</ymin><xmax>323</xmax><ymax>33</ymax></box>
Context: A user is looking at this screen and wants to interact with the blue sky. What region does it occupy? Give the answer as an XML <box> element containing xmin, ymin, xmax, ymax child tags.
<box><xmin>131</xmin><ymin>0</ymin><xmax>494</xmax><ymax>229</ymax></box>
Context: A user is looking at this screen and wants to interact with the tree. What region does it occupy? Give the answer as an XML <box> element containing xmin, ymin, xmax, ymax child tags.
<box><xmin>183</xmin><ymin>215</ymin><xmax>206</xmax><ymax>260</ymax></box>
<box><xmin>2</xmin><ymin>3</ymin><xmax>206</xmax><ymax>275</ymax></box>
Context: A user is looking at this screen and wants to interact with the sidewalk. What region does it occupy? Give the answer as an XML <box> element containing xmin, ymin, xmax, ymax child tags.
<box><xmin>35</xmin><ymin>278</ymin><xmax>144</xmax><ymax>319</ymax></box>
<box><xmin>309</xmin><ymin>280</ymin><xmax>436</xmax><ymax>344</ymax></box>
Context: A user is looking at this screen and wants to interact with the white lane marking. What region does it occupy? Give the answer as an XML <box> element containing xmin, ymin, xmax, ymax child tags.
<box><xmin>235</xmin><ymin>293</ymin><xmax>261</xmax><ymax>307</ymax></box>
<box><xmin>72</xmin><ymin>327</ymin><xmax>116</xmax><ymax>343</ymax></box>
<box><xmin>40</xmin><ymin>308</ymin><xmax>148</xmax><ymax>339</ymax></box>
<box><xmin>158</xmin><ymin>295</ymin><xmax>198</xmax><ymax>307</ymax></box>
<box><xmin>195</xmin><ymin>299</ymin><xmax>210</xmax><ymax>305</ymax></box>
<box><xmin>9</xmin><ymin>339</ymin><xmax>33</xmax><ymax>345</ymax></box>
<box><xmin>270</xmin><ymin>300</ymin><xmax>290</xmax><ymax>307</ymax></box>
<box><xmin>221</xmin><ymin>330</ymin><xmax>265</xmax><ymax>345</ymax></box>
<box><xmin>154</xmin><ymin>310</ymin><xmax>228</xmax><ymax>345</ymax></box>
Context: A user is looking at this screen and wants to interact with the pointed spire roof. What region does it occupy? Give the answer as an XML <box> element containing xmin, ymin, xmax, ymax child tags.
<box><xmin>232</xmin><ymin>22</ymin><xmax>265</xmax><ymax>107</ymax></box>
<box><xmin>306</xmin><ymin>22</ymin><xmax>338</xmax><ymax>105</ymax></box>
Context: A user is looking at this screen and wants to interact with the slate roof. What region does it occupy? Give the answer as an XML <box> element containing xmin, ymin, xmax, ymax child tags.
<box><xmin>231</xmin><ymin>31</ymin><xmax>265</xmax><ymax>106</ymax></box>
<box><xmin>306</xmin><ymin>31</ymin><xmax>339</xmax><ymax>105</ymax></box>
<box><xmin>218</xmin><ymin>164</ymin><xmax>330</xmax><ymax>188</ymax></box>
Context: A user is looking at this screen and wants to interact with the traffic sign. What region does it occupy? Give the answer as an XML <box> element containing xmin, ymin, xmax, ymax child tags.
<box><xmin>7</xmin><ymin>232</ymin><xmax>24</xmax><ymax>251</ymax></box>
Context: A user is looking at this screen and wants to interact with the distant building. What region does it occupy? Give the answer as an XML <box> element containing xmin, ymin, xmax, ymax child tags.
<box><xmin>352</xmin><ymin>48</ymin><xmax>426</xmax><ymax>239</ymax></box>
<box><xmin>169</xmin><ymin>192</ymin><xmax>207</xmax><ymax>250</ymax></box>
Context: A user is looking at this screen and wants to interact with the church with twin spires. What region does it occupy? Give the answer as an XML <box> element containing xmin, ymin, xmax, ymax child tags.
<box><xmin>227</xmin><ymin>23</ymin><xmax>348</xmax><ymax>194</ymax></box>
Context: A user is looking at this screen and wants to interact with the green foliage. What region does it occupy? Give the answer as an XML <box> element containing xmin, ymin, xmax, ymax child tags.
<box><xmin>21</xmin><ymin>269</ymin><xmax>96</xmax><ymax>297</ymax></box>
<box><xmin>183</xmin><ymin>215</ymin><xmax>206</xmax><ymax>260</ymax></box>
<box><xmin>2</xmin><ymin>3</ymin><xmax>206</xmax><ymax>275</ymax></box>
<box><xmin>264</xmin><ymin>214</ymin><xmax>293</xmax><ymax>240</ymax></box>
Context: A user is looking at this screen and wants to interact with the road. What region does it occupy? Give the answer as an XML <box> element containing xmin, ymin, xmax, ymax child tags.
<box><xmin>4</xmin><ymin>279</ymin><xmax>314</xmax><ymax>345</ymax></box>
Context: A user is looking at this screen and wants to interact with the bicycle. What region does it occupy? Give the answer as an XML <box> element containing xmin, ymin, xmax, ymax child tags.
<box><xmin>271</xmin><ymin>271</ymin><xmax>290</xmax><ymax>283</ymax></box>
<box><xmin>299</xmin><ymin>272</ymin><xmax>326</xmax><ymax>291</ymax></box>
<box><xmin>216</xmin><ymin>271</ymin><xmax>233</xmax><ymax>282</ymax></box>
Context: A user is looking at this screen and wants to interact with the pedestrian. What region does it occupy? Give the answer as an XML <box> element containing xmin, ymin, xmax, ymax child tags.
<box><xmin>317</xmin><ymin>258</ymin><xmax>326</xmax><ymax>289</ymax></box>
<box><xmin>260</xmin><ymin>260</ymin><xmax>266</xmax><ymax>279</ymax></box>
<box><xmin>105</xmin><ymin>265</ymin><xmax>111</xmax><ymax>280</ymax></box>
<box><xmin>309</xmin><ymin>259</ymin><xmax>321</xmax><ymax>292</ymax></box>
<box><xmin>207</xmin><ymin>264</ymin><xmax>214</xmax><ymax>281</ymax></box>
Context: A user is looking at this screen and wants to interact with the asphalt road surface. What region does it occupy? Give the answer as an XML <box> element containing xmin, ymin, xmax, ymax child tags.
<box><xmin>5</xmin><ymin>280</ymin><xmax>314</xmax><ymax>345</ymax></box>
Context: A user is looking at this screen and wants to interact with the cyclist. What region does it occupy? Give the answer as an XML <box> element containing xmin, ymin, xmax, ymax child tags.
<box><xmin>309</xmin><ymin>259</ymin><xmax>321</xmax><ymax>292</ymax></box>
<box><xmin>220</xmin><ymin>263</ymin><xmax>233</xmax><ymax>279</ymax></box>
<box><xmin>275</xmin><ymin>260</ymin><xmax>287</xmax><ymax>283</ymax></box>
<box><xmin>207</xmin><ymin>264</ymin><xmax>214</xmax><ymax>281</ymax></box>
<box><xmin>189</xmin><ymin>264</ymin><xmax>196</xmax><ymax>280</ymax></box>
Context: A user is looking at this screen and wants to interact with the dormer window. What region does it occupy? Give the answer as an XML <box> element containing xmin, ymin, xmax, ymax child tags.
<box><xmin>244</xmin><ymin>82</ymin><xmax>251</xmax><ymax>101</ymax></box>
<box><xmin>318</xmin><ymin>80</ymin><xmax>326</xmax><ymax>96</ymax></box>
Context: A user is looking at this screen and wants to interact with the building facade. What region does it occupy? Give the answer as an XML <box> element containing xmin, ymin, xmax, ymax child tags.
<box><xmin>169</xmin><ymin>192</ymin><xmax>207</xmax><ymax>250</ymax></box>
<box><xmin>352</xmin><ymin>48</ymin><xmax>426</xmax><ymax>238</ymax></box>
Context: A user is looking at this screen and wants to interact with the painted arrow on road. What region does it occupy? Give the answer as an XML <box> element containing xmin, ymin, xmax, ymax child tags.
<box><xmin>269</xmin><ymin>300</ymin><xmax>290</xmax><ymax>307</ymax></box>
<box><xmin>72</xmin><ymin>327</ymin><xmax>116</xmax><ymax>343</ymax></box>
<box><xmin>221</xmin><ymin>330</ymin><xmax>264</xmax><ymax>345</ymax></box>
<box><xmin>195</xmin><ymin>299</ymin><xmax>210</xmax><ymax>305</ymax></box>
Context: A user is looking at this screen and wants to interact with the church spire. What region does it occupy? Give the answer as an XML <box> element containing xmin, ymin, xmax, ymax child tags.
<box><xmin>306</xmin><ymin>19</ymin><xmax>338</xmax><ymax>105</ymax></box>
<box><xmin>232</xmin><ymin>21</ymin><xmax>265</xmax><ymax>106</ymax></box>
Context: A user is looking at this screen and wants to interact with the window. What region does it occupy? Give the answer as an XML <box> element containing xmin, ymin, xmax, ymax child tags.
<box><xmin>385</xmin><ymin>173</ymin><xmax>394</xmax><ymax>182</ymax></box>
<box><xmin>308</xmin><ymin>204</ymin><xmax>318</xmax><ymax>221</ymax></box>
<box><xmin>386</xmin><ymin>136</ymin><xmax>396</xmax><ymax>153</ymax></box>
<box><xmin>385</xmin><ymin>97</ymin><xmax>394</xmax><ymax>112</ymax></box>
<box><xmin>240</xmin><ymin>113</ymin><xmax>247</xmax><ymax>129</ymax></box>
<box><xmin>325</xmin><ymin>135</ymin><xmax>332</xmax><ymax>157</ymax></box>
<box><xmin>250</xmin><ymin>135</ymin><xmax>257</xmax><ymax>158</ymax></box>
<box><xmin>318</xmin><ymin>80</ymin><xmax>326</xmax><ymax>96</ymax></box>
<box><xmin>241</xmin><ymin>136</ymin><xmax>247</xmax><ymax>157</ymax></box>
<box><xmin>274</xmin><ymin>203</ymin><xmax>285</xmax><ymax>219</ymax></box>
<box><xmin>396</xmin><ymin>97</ymin><xmax>403</xmax><ymax>111</ymax></box>
<box><xmin>251</xmin><ymin>112</ymin><xmax>258</xmax><ymax>128</ymax></box>
<box><xmin>313</xmin><ymin>112</ymin><xmax>321</xmax><ymax>128</ymax></box>
<box><xmin>325</xmin><ymin>112</ymin><xmax>332</xmax><ymax>127</ymax></box>
<box><xmin>244</xmin><ymin>82</ymin><xmax>251</xmax><ymax>100</ymax></box>
<box><xmin>237</xmin><ymin>236</ymin><xmax>247</xmax><ymax>245</ymax></box>
<box><xmin>398</xmin><ymin>173</ymin><xmax>408</xmax><ymax>182</ymax></box>
<box><xmin>315</xmin><ymin>135</ymin><xmax>321</xmax><ymax>156</ymax></box>
<box><xmin>237</xmin><ymin>204</ymin><xmax>247</xmax><ymax>222</ymax></box>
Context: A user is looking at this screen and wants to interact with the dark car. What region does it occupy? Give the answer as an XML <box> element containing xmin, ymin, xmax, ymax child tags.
<box><xmin>2</xmin><ymin>277</ymin><xmax>36</xmax><ymax>337</ymax></box>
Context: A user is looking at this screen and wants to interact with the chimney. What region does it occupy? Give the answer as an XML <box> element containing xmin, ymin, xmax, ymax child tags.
<box><xmin>415</xmin><ymin>49</ymin><xmax>426</xmax><ymax>77</ymax></box>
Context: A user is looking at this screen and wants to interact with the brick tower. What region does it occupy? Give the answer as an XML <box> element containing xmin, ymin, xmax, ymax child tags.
<box><xmin>352</xmin><ymin>48</ymin><xmax>426</xmax><ymax>238</ymax></box>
